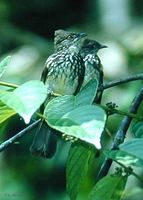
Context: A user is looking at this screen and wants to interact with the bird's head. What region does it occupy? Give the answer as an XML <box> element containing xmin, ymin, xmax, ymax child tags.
<box><xmin>54</xmin><ymin>30</ymin><xmax>87</xmax><ymax>52</ymax></box>
<box><xmin>80</xmin><ymin>39</ymin><xmax>107</xmax><ymax>57</ymax></box>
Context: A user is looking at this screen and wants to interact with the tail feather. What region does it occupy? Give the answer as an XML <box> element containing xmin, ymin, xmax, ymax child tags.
<box><xmin>30</xmin><ymin>120</ymin><xmax>57</xmax><ymax>158</ymax></box>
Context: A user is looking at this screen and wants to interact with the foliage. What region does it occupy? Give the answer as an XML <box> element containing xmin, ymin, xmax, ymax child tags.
<box><xmin>0</xmin><ymin>52</ymin><xmax>143</xmax><ymax>200</ymax></box>
<box><xmin>88</xmin><ymin>173</ymin><xmax>127</xmax><ymax>200</ymax></box>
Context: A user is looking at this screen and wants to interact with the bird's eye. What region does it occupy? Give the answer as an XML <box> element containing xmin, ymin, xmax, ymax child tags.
<box><xmin>67</xmin><ymin>35</ymin><xmax>73</xmax><ymax>39</ymax></box>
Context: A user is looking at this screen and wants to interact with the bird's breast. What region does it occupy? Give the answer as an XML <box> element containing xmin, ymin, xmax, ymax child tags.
<box><xmin>45</xmin><ymin>54</ymin><xmax>80</xmax><ymax>95</ymax></box>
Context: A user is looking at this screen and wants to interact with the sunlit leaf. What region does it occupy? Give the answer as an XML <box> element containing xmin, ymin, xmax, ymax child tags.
<box><xmin>120</xmin><ymin>138</ymin><xmax>143</xmax><ymax>161</ymax></box>
<box><xmin>0</xmin><ymin>56</ymin><xmax>11</xmax><ymax>78</ymax></box>
<box><xmin>106</xmin><ymin>139</ymin><xmax>143</xmax><ymax>168</ymax></box>
<box><xmin>0</xmin><ymin>80</ymin><xmax>47</xmax><ymax>124</ymax></box>
<box><xmin>44</xmin><ymin>80</ymin><xmax>106</xmax><ymax>148</ymax></box>
<box><xmin>45</xmin><ymin>95</ymin><xmax>76</xmax><ymax>120</ymax></box>
<box><xmin>88</xmin><ymin>174</ymin><xmax>127</xmax><ymax>200</ymax></box>
<box><xmin>45</xmin><ymin>99</ymin><xmax>106</xmax><ymax>149</ymax></box>
<box><xmin>67</xmin><ymin>143</ymin><xmax>96</xmax><ymax>200</ymax></box>
<box><xmin>105</xmin><ymin>150</ymin><xmax>143</xmax><ymax>167</ymax></box>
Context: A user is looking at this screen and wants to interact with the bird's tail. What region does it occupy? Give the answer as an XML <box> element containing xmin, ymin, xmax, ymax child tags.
<box><xmin>30</xmin><ymin>120</ymin><xmax>57</xmax><ymax>158</ymax></box>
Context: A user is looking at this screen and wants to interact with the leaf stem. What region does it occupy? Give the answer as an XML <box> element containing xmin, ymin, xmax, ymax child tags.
<box><xmin>36</xmin><ymin>112</ymin><xmax>47</xmax><ymax>120</ymax></box>
<box><xmin>0</xmin><ymin>81</ymin><xmax>18</xmax><ymax>88</ymax></box>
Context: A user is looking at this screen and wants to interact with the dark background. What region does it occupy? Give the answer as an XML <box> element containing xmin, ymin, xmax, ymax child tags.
<box><xmin>0</xmin><ymin>0</ymin><xmax>143</xmax><ymax>199</ymax></box>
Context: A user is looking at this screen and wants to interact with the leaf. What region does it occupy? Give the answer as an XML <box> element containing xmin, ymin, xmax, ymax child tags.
<box><xmin>131</xmin><ymin>121</ymin><xmax>143</xmax><ymax>138</ymax></box>
<box><xmin>0</xmin><ymin>80</ymin><xmax>47</xmax><ymax>124</ymax></box>
<box><xmin>106</xmin><ymin>139</ymin><xmax>143</xmax><ymax>168</ymax></box>
<box><xmin>105</xmin><ymin>150</ymin><xmax>143</xmax><ymax>168</ymax></box>
<box><xmin>45</xmin><ymin>99</ymin><xmax>106</xmax><ymax>149</ymax></box>
<box><xmin>76</xmin><ymin>79</ymin><xmax>98</xmax><ymax>106</ymax></box>
<box><xmin>0</xmin><ymin>104</ymin><xmax>16</xmax><ymax>124</ymax></box>
<box><xmin>67</xmin><ymin>143</ymin><xmax>96</xmax><ymax>200</ymax></box>
<box><xmin>44</xmin><ymin>82</ymin><xmax>106</xmax><ymax>149</ymax></box>
<box><xmin>44</xmin><ymin>95</ymin><xmax>76</xmax><ymax>121</ymax></box>
<box><xmin>120</xmin><ymin>138</ymin><xmax>143</xmax><ymax>161</ymax></box>
<box><xmin>45</xmin><ymin>79</ymin><xmax>98</xmax><ymax>119</ymax></box>
<box><xmin>88</xmin><ymin>174</ymin><xmax>127</xmax><ymax>200</ymax></box>
<box><xmin>0</xmin><ymin>56</ymin><xmax>11</xmax><ymax>78</ymax></box>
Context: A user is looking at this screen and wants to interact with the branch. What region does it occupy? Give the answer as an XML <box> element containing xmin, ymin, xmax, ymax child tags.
<box><xmin>1</xmin><ymin>73</ymin><xmax>143</xmax><ymax>91</ymax></box>
<box><xmin>0</xmin><ymin>119</ymin><xmax>40</xmax><ymax>152</ymax></box>
<box><xmin>99</xmin><ymin>73</ymin><xmax>143</xmax><ymax>91</ymax></box>
<box><xmin>96</xmin><ymin>86</ymin><xmax>143</xmax><ymax>182</ymax></box>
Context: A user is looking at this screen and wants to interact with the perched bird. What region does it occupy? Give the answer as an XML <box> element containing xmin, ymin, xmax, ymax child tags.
<box><xmin>80</xmin><ymin>39</ymin><xmax>107</xmax><ymax>103</ymax></box>
<box><xmin>30</xmin><ymin>30</ymin><xmax>86</xmax><ymax>158</ymax></box>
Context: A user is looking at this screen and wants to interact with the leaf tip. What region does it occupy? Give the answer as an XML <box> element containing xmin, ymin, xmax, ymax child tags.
<box><xmin>23</xmin><ymin>115</ymin><xmax>31</xmax><ymax>124</ymax></box>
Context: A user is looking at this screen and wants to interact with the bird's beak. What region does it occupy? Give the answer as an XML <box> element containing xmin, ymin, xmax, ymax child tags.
<box><xmin>101</xmin><ymin>44</ymin><xmax>108</xmax><ymax>49</ymax></box>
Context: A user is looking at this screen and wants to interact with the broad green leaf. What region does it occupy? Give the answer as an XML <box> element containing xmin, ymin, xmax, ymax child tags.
<box><xmin>88</xmin><ymin>174</ymin><xmax>127</xmax><ymax>200</ymax></box>
<box><xmin>45</xmin><ymin>79</ymin><xmax>98</xmax><ymax>120</ymax></box>
<box><xmin>0</xmin><ymin>104</ymin><xmax>16</xmax><ymax>124</ymax></box>
<box><xmin>45</xmin><ymin>95</ymin><xmax>76</xmax><ymax>120</ymax></box>
<box><xmin>76</xmin><ymin>79</ymin><xmax>98</xmax><ymax>106</ymax></box>
<box><xmin>45</xmin><ymin>78</ymin><xmax>97</xmax><ymax>119</ymax></box>
<box><xmin>0</xmin><ymin>80</ymin><xmax>47</xmax><ymax>124</ymax></box>
<box><xmin>45</xmin><ymin>102</ymin><xmax>106</xmax><ymax>149</ymax></box>
<box><xmin>67</xmin><ymin>143</ymin><xmax>96</xmax><ymax>200</ymax></box>
<box><xmin>44</xmin><ymin>85</ymin><xmax>106</xmax><ymax>149</ymax></box>
<box><xmin>106</xmin><ymin>139</ymin><xmax>143</xmax><ymax>168</ymax></box>
<box><xmin>131</xmin><ymin>121</ymin><xmax>143</xmax><ymax>138</ymax></box>
<box><xmin>120</xmin><ymin>138</ymin><xmax>143</xmax><ymax>161</ymax></box>
<box><xmin>0</xmin><ymin>56</ymin><xmax>11</xmax><ymax>78</ymax></box>
<box><xmin>105</xmin><ymin>150</ymin><xmax>143</xmax><ymax>167</ymax></box>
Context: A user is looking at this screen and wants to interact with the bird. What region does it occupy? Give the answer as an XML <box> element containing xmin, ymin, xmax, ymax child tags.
<box><xmin>30</xmin><ymin>30</ymin><xmax>86</xmax><ymax>158</ymax></box>
<box><xmin>54</xmin><ymin>31</ymin><xmax>107</xmax><ymax>103</ymax></box>
<box><xmin>80</xmin><ymin>39</ymin><xmax>107</xmax><ymax>103</ymax></box>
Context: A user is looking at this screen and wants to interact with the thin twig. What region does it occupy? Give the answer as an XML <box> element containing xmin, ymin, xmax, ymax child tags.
<box><xmin>0</xmin><ymin>81</ymin><xmax>18</xmax><ymax>88</ymax></box>
<box><xmin>99</xmin><ymin>73</ymin><xmax>143</xmax><ymax>91</ymax></box>
<box><xmin>114</xmin><ymin>160</ymin><xmax>143</xmax><ymax>183</ymax></box>
<box><xmin>100</xmin><ymin>104</ymin><xmax>143</xmax><ymax>121</ymax></box>
<box><xmin>0</xmin><ymin>119</ymin><xmax>41</xmax><ymax>152</ymax></box>
<box><xmin>96</xmin><ymin>87</ymin><xmax>143</xmax><ymax>182</ymax></box>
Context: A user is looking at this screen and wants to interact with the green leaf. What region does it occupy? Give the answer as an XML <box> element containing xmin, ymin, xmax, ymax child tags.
<box><xmin>67</xmin><ymin>143</ymin><xmax>95</xmax><ymax>200</ymax></box>
<box><xmin>120</xmin><ymin>138</ymin><xmax>143</xmax><ymax>161</ymax></box>
<box><xmin>106</xmin><ymin>139</ymin><xmax>143</xmax><ymax>168</ymax></box>
<box><xmin>0</xmin><ymin>56</ymin><xmax>11</xmax><ymax>78</ymax></box>
<box><xmin>0</xmin><ymin>103</ymin><xmax>16</xmax><ymax>124</ymax></box>
<box><xmin>0</xmin><ymin>80</ymin><xmax>47</xmax><ymax>124</ymax></box>
<box><xmin>45</xmin><ymin>99</ymin><xmax>106</xmax><ymax>149</ymax></box>
<box><xmin>44</xmin><ymin>95</ymin><xmax>76</xmax><ymax>121</ymax></box>
<box><xmin>131</xmin><ymin>121</ymin><xmax>143</xmax><ymax>138</ymax></box>
<box><xmin>76</xmin><ymin>79</ymin><xmax>98</xmax><ymax>106</ymax></box>
<box><xmin>105</xmin><ymin>150</ymin><xmax>143</xmax><ymax>167</ymax></box>
<box><xmin>44</xmin><ymin>82</ymin><xmax>106</xmax><ymax>149</ymax></box>
<box><xmin>88</xmin><ymin>174</ymin><xmax>127</xmax><ymax>200</ymax></box>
